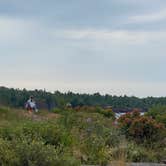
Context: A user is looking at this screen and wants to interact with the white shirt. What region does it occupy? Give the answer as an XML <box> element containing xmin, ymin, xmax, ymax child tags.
<box><xmin>27</xmin><ymin>99</ymin><xmax>36</xmax><ymax>108</ymax></box>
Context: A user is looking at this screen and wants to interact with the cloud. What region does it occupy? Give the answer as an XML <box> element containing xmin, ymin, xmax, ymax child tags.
<box><xmin>130</xmin><ymin>8</ymin><xmax>166</xmax><ymax>23</ymax></box>
<box><xmin>55</xmin><ymin>29</ymin><xmax>166</xmax><ymax>45</ymax></box>
<box><xmin>0</xmin><ymin>14</ymin><xmax>166</xmax><ymax>97</ymax></box>
<box><xmin>1</xmin><ymin>15</ymin><xmax>166</xmax><ymax>47</ymax></box>
<box><xmin>0</xmin><ymin>16</ymin><xmax>37</xmax><ymax>46</ymax></box>
<box><xmin>0</xmin><ymin>1</ymin><xmax>161</xmax><ymax>98</ymax></box>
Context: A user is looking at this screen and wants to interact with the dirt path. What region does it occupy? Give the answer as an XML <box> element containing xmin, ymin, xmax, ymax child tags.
<box><xmin>19</xmin><ymin>110</ymin><xmax>60</xmax><ymax>121</ymax></box>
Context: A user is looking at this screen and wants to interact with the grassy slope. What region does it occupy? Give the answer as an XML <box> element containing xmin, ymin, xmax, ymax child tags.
<box><xmin>0</xmin><ymin>107</ymin><xmax>165</xmax><ymax>166</ymax></box>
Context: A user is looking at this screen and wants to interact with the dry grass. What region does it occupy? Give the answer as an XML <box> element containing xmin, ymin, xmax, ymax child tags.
<box><xmin>110</xmin><ymin>161</ymin><xmax>127</xmax><ymax>166</ymax></box>
<box><xmin>110</xmin><ymin>139</ymin><xmax>128</xmax><ymax>166</ymax></box>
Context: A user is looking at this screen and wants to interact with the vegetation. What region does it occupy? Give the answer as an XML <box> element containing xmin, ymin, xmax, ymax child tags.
<box><xmin>118</xmin><ymin>110</ymin><xmax>165</xmax><ymax>144</ymax></box>
<box><xmin>146</xmin><ymin>104</ymin><xmax>166</xmax><ymax>126</ymax></box>
<box><xmin>0</xmin><ymin>105</ymin><xmax>165</xmax><ymax>165</ymax></box>
<box><xmin>1</xmin><ymin>86</ymin><xmax>166</xmax><ymax>110</ymax></box>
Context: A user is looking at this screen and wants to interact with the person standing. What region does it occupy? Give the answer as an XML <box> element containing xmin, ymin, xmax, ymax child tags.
<box><xmin>25</xmin><ymin>96</ymin><xmax>38</xmax><ymax>113</ymax></box>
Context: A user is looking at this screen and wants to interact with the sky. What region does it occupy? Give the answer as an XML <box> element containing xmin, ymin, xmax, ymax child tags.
<box><xmin>0</xmin><ymin>0</ymin><xmax>166</xmax><ymax>97</ymax></box>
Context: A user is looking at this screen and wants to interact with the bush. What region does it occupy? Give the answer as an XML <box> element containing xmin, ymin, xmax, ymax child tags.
<box><xmin>105</xmin><ymin>129</ymin><xmax>122</xmax><ymax>147</ymax></box>
<box><xmin>21</xmin><ymin>122</ymin><xmax>73</xmax><ymax>146</ymax></box>
<box><xmin>0</xmin><ymin>138</ymin><xmax>19</xmax><ymax>166</ymax></box>
<box><xmin>52</xmin><ymin>108</ymin><xmax>68</xmax><ymax>114</ymax></box>
<box><xmin>14</xmin><ymin>139</ymin><xmax>80</xmax><ymax>166</ymax></box>
<box><xmin>0</xmin><ymin>121</ymin><xmax>80</xmax><ymax>166</ymax></box>
<box><xmin>80</xmin><ymin>135</ymin><xmax>111</xmax><ymax>165</ymax></box>
<box><xmin>156</xmin><ymin>114</ymin><xmax>166</xmax><ymax>126</ymax></box>
<box><xmin>14</xmin><ymin>140</ymin><xmax>58</xmax><ymax>166</ymax></box>
<box><xmin>118</xmin><ymin>110</ymin><xmax>165</xmax><ymax>144</ymax></box>
<box><xmin>146</xmin><ymin>104</ymin><xmax>166</xmax><ymax>118</ymax></box>
<box><xmin>129</xmin><ymin>116</ymin><xmax>165</xmax><ymax>143</ymax></box>
<box><xmin>127</xmin><ymin>143</ymin><xmax>158</xmax><ymax>162</ymax></box>
<box><xmin>100</xmin><ymin>108</ymin><xmax>115</xmax><ymax>118</ymax></box>
<box><xmin>117</xmin><ymin>110</ymin><xmax>141</xmax><ymax>135</ymax></box>
<box><xmin>74</xmin><ymin>106</ymin><xmax>100</xmax><ymax>113</ymax></box>
<box><xmin>146</xmin><ymin>104</ymin><xmax>166</xmax><ymax>126</ymax></box>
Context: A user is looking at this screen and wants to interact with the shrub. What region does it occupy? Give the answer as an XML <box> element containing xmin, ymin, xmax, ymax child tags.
<box><xmin>146</xmin><ymin>104</ymin><xmax>166</xmax><ymax>118</ymax></box>
<box><xmin>80</xmin><ymin>135</ymin><xmax>111</xmax><ymax>165</ymax></box>
<box><xmin>146</xmin><ymin>104</ymin><xmax>166</xmax><ymax>126</ymax></box>
<box><xmin>100</xmin><ymin>108</ymin><xmax>115</xmax><ymax>118</ymax></box>
<box><xmin>118</xmin><ymin>110</ymin><xmax>165</xmax><ymax>144</ymax></box>
<box><xmin>156</xmin><ymin>114</ymin><xmax>166</xmax><ymax>126</ymax></box>
<box><xmin>21</xmin><ymin>122</ymin><xmax>67</xmax><ymax>146</ymax></box>
<box><xmin>129</xmin><ymin>116</ymin><xmax>165</xmax><ymax>143</ymax></box>
<box><xmin>14</xmin><ymin>140</ymin><xmax>58</xmax><ymax>166</ymax></box>
<box><xmin>14</xmin><ymin>139</ymin><xmax>80</xmax><ymax>166</ymax></box>
<box><xmin>52</xmin><ymin>108</ymin><xmax>62</xmax><ymax>113</ymax></box>
<box><xmin>0</xmin><ymin>120</ymin><xmax>80</xmax><ymax>166</ymax></box>
<box><xmin>117</xmin><ymin>110</ymin><xmax>140</xmax><ymax>135</ymax></box>
<box><xmin>0</xmin><ymin>138</ymin><xmax>19</xmax><ymax>166</ymax></box>
<box><xmin>74</xmin><ymin>106</ymin><xmax>99</xmax><ymax>113</ymax></box>
<box><xmin>127</xmin><ymin>143</ymin><xmax>157</xmax><ymax>162</ymax></box>
<box><xmin>105</xmin><ymin>129</ymin><xmax>122</xmax><ymax>147</ymax></box>
<box><xmin>111</xmin><ymin>142</ymin><xmax>160</xmax><ymax>163</ymax></box>
<box><xmin>0</xmin><ymin>121</ymin><xmax>74</xmax><ymax>148</ymax></box>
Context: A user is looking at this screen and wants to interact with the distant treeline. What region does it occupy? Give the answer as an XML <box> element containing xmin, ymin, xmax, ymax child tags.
<box><xmin>0</xmin><ymin>86</ymin><xmax>166</xmax><ymax>110</ymax></box>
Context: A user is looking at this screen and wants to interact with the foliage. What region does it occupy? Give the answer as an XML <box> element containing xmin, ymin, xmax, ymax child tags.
<box><xmin>14</xmin><ymin>140</ymin><xmax>59</xmax><ymax>166</ymax></box>
<box><xmin>73</xmin><ymin>106</ymin><xmax>115</xmax><ymax>118</ymax></box>
<box><xmin>1</xmin><ymin>86</ymin><xmax>166</xmax><ymax>110</ymax></box>
<box><xmin>129</xmin><ymin>116</ymin><xmax>165</xmax><ymax>143</ymax></box>
<box><xmin>126</xmin><ymin>143</ymin><xmax>158</xmax><ymax>162</ymax></box>
<box><xmin>0</xmin><ymin>138</ymin><xmax>19</xmax><ymax>166</ymax></box>
<box><xmin>118</xmin><ymin>110</ymin><xmax>166</xmax><ymax>144</ymax></box>
<box><xmin>146</xmin><ymin>104</ymin><xmax>166</xmax><ymax>126</ymax></box>
<box><xmin>0</xmin><ymin>107</ymin><xmax>165</xmax><ymax>165</ymax></box>
<box><xmin>117</xmin><ymin>110</ymin><xmax>141</xmax><ymax>135</ymax></box>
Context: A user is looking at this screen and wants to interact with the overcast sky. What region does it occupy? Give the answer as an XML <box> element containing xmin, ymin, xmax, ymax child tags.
<box><xmin>0</xmin><ymin>0</ymin><xmax>166</xmax><ymax>97</ymax></box>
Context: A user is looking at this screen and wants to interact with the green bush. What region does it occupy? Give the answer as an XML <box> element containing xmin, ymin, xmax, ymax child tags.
<box><xmin>73</xmin><ymin>106</ymin><xmax>115</xmax><ymax>119</ymax></box>
<box><xmin>52</xmin><ymin>108</ymin><xmax>64</xmax><ymax>114</ymax></box>
<box><xmin>146</xmin><ymin>104</ymin><xmax>166</xmax><ymax>118</ymax></box>
<box><xmin>156</xmin><ymin>114</ymin><xmax>166</xmax><ymax>126</ymax></box>
<box><xmin>0</xmin><ymin>121</ymin><xmax>80</xmax><ymax>166</ymax></box>
<box><xmin>127</xmin><ymin>143</ymin><xmax>157</xmax><ymax>162</ymax></box>
<box><xmin>146</xmin><ymin>104</ymin><xmax>166</xmax><ymax>126</ymax></box>
<box><xmin>0</xmin><ymin>138</ymin><xmax>19</xmax><ymax>166</ymax></box>
<box><xmin>81</xmin><ymin>135</ymin><xmax>111</xmax><ymax>165</ymax></box>
<box><xmin>21</xmin><ymin>122</ymin><xmax>72</xmax><ymax>146</ymax></box>
<box><xmin>105</xmin><ymin>129</ymin><xmax>123</xmax><ymax>147</ymax></box>
<box><xmin>14</xmin><ymin>140</ymin><xmax>58</xmax><ymax>166</ymax></box>
<box><xmin>100</xmin><ymin>109</ymin><xmax>115</xmax><ymax>118</ymax></box>
<box><xmin>14</xmin><ymin>139</ymin><xmax>80</xmax><ymax>166</ymax></box>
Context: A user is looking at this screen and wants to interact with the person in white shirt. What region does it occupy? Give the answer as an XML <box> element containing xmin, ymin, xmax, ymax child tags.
<box><xmin>25</xmin><ymin>96</ymin><xmax>38</xmax><ymax>113</ymax></box>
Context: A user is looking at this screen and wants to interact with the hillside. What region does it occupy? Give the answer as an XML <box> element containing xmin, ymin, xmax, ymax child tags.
<box><xmin>0</xmin><ymin>106</ymin><xmax>165</xmax><ymax>165</ymax></box>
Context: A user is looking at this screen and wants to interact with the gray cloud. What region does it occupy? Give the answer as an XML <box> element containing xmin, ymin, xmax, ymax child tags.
<box><xmin>0</xmin><ymin>0</ymin><xmax>166</xmax><ymax>96</ymax></box>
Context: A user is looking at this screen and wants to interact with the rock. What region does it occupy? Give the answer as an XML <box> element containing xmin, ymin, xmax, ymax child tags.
<box><xmin>162</xmin><ymin>160</ymin><xmax>166</xmax><ymax>164</ymax></box>
<box><xmin>129</xmin><ymin>163</ymin><xmax>166</xmax><ymax>166</ymax></box>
